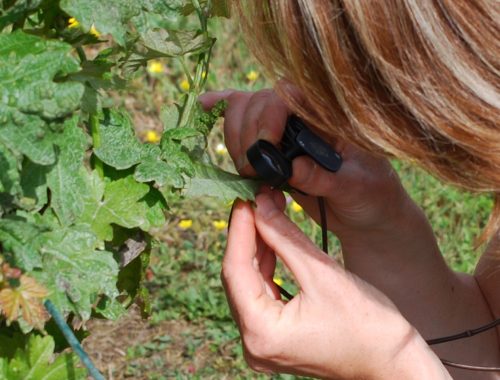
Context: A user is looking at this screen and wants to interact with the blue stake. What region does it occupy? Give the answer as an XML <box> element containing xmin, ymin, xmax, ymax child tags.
<box><xmin>44</xmin><ymin>300</ymin><xmax>105</xmax><ymax>380</ymax></box>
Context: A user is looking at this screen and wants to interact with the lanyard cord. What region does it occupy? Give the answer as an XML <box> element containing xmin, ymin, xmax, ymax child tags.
<box><xmin>274</xmin><ymin>196</ymin><xmax>500</xmax><ymax>372</ymax></box>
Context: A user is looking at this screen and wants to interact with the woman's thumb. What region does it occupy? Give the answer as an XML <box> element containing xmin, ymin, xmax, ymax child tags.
<box><xmin>254</xmin><ymin>192</ymin><xmax>333</xmax><ymax>290</ymax></box>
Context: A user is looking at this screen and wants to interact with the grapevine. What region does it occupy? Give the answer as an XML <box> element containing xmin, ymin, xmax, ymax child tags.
<box><xmin>0</xmin><ymin>0</ymin><xmax>255</xmax><ymax>377</ymax></box>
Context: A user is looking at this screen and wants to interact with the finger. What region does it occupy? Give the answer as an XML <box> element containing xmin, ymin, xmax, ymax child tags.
<box><xmin>198</xmin><ymin>89</ymin><xmax>235</xmax><ymax>111</ymax></box>
<box><xmin>239</xmin><ymin>90</ymin><xmax>290</xmax><ymax>175</ymax></box>
<box><xmin>255</xmin><ymin>188</ymin><xmax>286</xmax><ymax>300</ymax></box>
<box><xmin>254</xmin><ymin>192</ymin><xmax>335</xmax><ymax>291</ymax></box>
<box><xmin>222</xmin><ymin>91</ymin><xmax>253</xmax><ymax>169</ymax></box>
<box><xmin>222</xmin><ymin>200</ymin><xmax>277</xmax><ymax>317</ymax></box>
<box><xmin>255</xmin><ymin>233</ymin><xmax>281</xmax><ymax>300</ymax></box>
<box><xmin>258</xmin><ymin>185</ymin><xmax>287</xmax><ymax>212</ymax></box>
<box><xmin>288</xmin><ymin>155</ymin><xmax>358</xmax><ymax>198</ymax></box>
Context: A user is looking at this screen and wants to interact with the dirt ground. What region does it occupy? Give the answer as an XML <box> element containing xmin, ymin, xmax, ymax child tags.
<box><xmin>83</xmin><ymin>306</ymin><xmax>218</xmax><ymax>379</ymax></box>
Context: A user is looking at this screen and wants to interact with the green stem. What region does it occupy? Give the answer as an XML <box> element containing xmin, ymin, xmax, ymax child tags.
<box><xmin>177</xmin><ymin>3</ymin><xmax>213</xmax><ymax>129</ymax></box>
<box><xmin>90</xmin><ymin>113</ymin><xmax>104</xmax><ymax>177</ymax></box>
<box><xmin>180</xmin><ymin>56</ymin><xmax>193</xmax><ymax>87</ymax></box>
<box><xmin>76</xmin><ymin>46</ymin><xmax>87</xmax><ymax>62</ymax></box>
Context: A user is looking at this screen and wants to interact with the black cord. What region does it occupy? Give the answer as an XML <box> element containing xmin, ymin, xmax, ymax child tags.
<box><xmin>318</xmin><ymin>197</ymin><xmax>328</xmax><ymax>254</ymax></box>
<box><xmin>274</xmin><ymin>197</ymin><xmax>329</xmax><ymax>300</ymax></box>
<box><xmin>426</xmin><ymin>318</ymin><xmax>500</xmax><ymax>346</ymax></box>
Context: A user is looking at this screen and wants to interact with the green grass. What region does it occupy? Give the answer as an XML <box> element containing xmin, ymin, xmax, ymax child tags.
<box><xmin>87</xmin><ymin>17</ymin><xmax>493</xmax><ymax>379</ymax></box>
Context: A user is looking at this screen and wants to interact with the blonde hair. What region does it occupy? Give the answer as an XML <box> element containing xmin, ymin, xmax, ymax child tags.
<box><xmin>235</xmin><ymin>0</ymin><xmax>500</xmax><ymax>241</ymax></box>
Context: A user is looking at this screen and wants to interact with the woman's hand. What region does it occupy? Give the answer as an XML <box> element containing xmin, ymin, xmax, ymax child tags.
<box><xmin>222</xmin><ymin>190</ymin><xmax>451</xmax><ymax>379</ymax></box>
<box><xmin>199</xmin><ymin>89</ymin><xmax>413</xmax><ymax>241</ymax></box>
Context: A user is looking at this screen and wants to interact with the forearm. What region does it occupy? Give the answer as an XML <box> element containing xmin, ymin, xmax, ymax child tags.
<box><xmin>339</xmin><ymin>194</ymin><xmax>454</xmax><ymax>321</ymax></box>
<box><xmin>338</xmin><ymin>198</ymin><xmax>500</xmax><ymax>379</ymax></box>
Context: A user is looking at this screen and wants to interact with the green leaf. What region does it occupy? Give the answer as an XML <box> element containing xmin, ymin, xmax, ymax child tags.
<box><xmin>78</xmin><ymin>173</ymin><xmax>153</xmax><ymax>241</ymax></box>
<box><xmin>94</xmin><ymin>108</ymin><xmax>193</xmax><ymax>191</ymax></box>
<box><xmin>5</xmin><ymin>335</ymin><xmax>85</xmax><ymax>380</ymax></box>
<box><xmin>183</xmin><ymin>163</ymin><xmax>259</xmax><ymax>203</ymax></box>
<box><xmin>161</xmin><ymin>142</ymin><xmax>195</xmax><ymax>176</ymax></box>
<box><xmin>0</xmin><ymin>216</ymin><xmax>45</xmax><ymax>271</ymax></box>
<box><xmin>0</xmin><ymin>113</ymin><xmax>56</xmax><ymax>166</ymax></box>
<box><xmin>60</xmin><ymin>0</ymin><xmax>141</xmax><ymax>45</ymax></box>
<box><xmin>70</xmin><ymin>59</ymin><xmax>125</xmax><ymax>113</ymax></box>
<box><xmin>160</xmin><ymin>103</ymin><xmax>180</xmax><ymax>130</ymax></box>
<box><xmin>141</xmin><ymin>29</ymin><xmax>213</xmax><ymax>57</ymax></box>
<box><xmin>0</xmin><ymin>141</ymin><xmax>20</xmax><ymax>196</ymax></box>
<box><xmin>33</xmin><ymin>225</ymin><xmax>119</xmax><ymax>320</ymax></box>
<box><xmin>94</xmin><ymin>109</ymin><xmax>144</xmax><ymax>170</ymax></box>
<box><xmin>134</xmin><ymin>158</ymin><xmax>184</xmax><ymax>188</ymax></box>
<box><xmin>0</xmin><ymin>0</ymin><xmax>44</xmax><ymax>30</ymax></box>
<box><xmin>95</xmin><ymin>296</ymin><xmax>127</xmax><ymax>320</ymax></box>
<box><xmin>0</xmin><ymin>31</ymin><xmax>84</xmax><ymax>165</ymax></box>
<box><xmin>46</xmin><ymin>117</ymin><xmax>89</xmax><ymax>226</ymax></box>
<box><xmin>131</xmin><ymin>0</ymin><xmax>183</xmax><ymax>34</ymax></box>
<box><xmin>0</xmin><ymin>31</ymin><xmax>84</xmax><ymax>119</ymax></box>
<box><xmin>163</xmin><ymin>127</ymin><xmax>202</xmax><ymax>141</ymax></box>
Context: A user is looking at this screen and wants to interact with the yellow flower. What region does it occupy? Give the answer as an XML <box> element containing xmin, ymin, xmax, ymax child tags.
<box><xmin>246</xmin><ymin>70</ymin><xmax>259</xmax><ymax>82</ymax></box>
<box><xmin>291</xmin><ymin>201</ymin><xmax>303</xmax><ymax>213</ymax></box>
<box><xmin>215</xmin><ymin>143</ymin><xmax>227</xmax><ymax>155</ymax></box>
<box><xmin>273</xmin><ymin>277</ymin><xmax>284</xmax><ymax>286</ymax></box>
<box><xmin>90</xmin><ymin>24</ymin><xmax>100</xmax><ymax>38</ymax></box>
<box><xmin>147</xmin><ymin>60</ymin><xmax>165</xmax><ymax>74</ymax></box>
<box><xmin>180</xmin><ymin>79</ymin><xmax>190</xmax><ymax>92</ymax></box>
<box><xmin>68</xmin><ymin>17</ymin><xmax>80</xmax><ymax>28</ymax></box>
<box><xmin>178</xmin><ymin>219</ymin><xmax>193</xmax><ymax>229</ymax></box>
<box><xmin>145</xmin><ymin>130</ymin><xmax>160</xmax><ymax>143</ymax></box>
<box><xmin>201</xmin><ymin>71</ymin><xmax>207</xmax><ymax>79</ymax></box>
<box><xmin>212</xmin><ymin>220</ymin><xmax>228</xmax><ymax>231</ymax></box>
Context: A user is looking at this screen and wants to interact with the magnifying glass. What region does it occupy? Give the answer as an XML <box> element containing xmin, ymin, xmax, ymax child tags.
<box><xmin>246</xmin><ymin>115</ymin><xmax>342</xmax><ymax>187</ymax></box>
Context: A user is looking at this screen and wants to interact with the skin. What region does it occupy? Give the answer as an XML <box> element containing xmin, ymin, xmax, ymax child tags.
<box><xmin>199</xmin><ymin>89</ymin><xmax>500</xmax><ymax>379</ymax></box>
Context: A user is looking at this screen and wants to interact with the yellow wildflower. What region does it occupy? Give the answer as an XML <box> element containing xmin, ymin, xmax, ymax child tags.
<box><xmin>212</xmin><ymin>220</ymin><xmax>228</xmax><ymax>231</ymax></box>
<box><xmin>215</xmin><ymin>143</ymin><xmax>227</xmax><ymax>155</ymax></box>
<box><xmin>291</xmin><ymin>201</ymin><xmax>303</xmax><ymax>213</ymax></box>
<box><xmin>180</xmin><ymin>79</ymin><xmax>190</xmax><ymax>92</ymax></box>
<box><xmin>273</xmin><ymin>277</ymin><xmax>284</xmax><ymax>286</ymax></box>
<box><xmin>68</xmin><ymin>17</ymin><xmax>80</xmax><ymax>28</ymax></box>
<box><xmin>145</xmin><ymin>130</ymin><xmax>160</xmax><ymax>143</ymax></box>
<box><xmin>147</xmin><ymin>60</ymin><xmax>165</xmax><ymax>74</ymax></box>
<box><xmin>178</xmin><ymin>219</ymin><xmax>193</xmax><ymax>229</ymax></box>
<box><xmin>246</xmin><ymin>70</ymin><xmax>259</xmax><ymax>82</ymax></box>
<box><xmin>201</xmin><ymin>71</ymin><xmax>207</xmax><ymax>79</ymax></box>
<box><xmin>90</xmin><ymin>24</ymin><xmax>100</xmax><ymax>38</ymax></box>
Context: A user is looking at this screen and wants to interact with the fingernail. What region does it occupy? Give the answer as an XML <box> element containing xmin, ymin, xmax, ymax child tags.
<box><xmin>255</xmin><ymin>193</ymin><xmax>277</xmax><ymax>217</ymax></box>
<box><xmin>236</xmin><ymin>156</ymin><xmax>248</xmax><ymax>171</ymax></box>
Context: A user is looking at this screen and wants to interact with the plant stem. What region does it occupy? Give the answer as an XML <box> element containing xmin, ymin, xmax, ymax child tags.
<box><xmin>89</xmin><ymin>113</ymin><xmax>104</xmax><ymax>177</ymax></box>
<box><xmin>76</xmin><ymin>46</ymin><xmax>87</xmax><ymax>62</ymax></box>
<box><xmin>176</xmin><ymin>2</ymin><xmax>213</xmax><ymax>129</ymax></box>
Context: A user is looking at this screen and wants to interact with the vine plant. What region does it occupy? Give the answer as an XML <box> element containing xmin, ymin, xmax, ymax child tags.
<box><xmin>0</xmin><ymin>0</ymin><xmax>257</xmax><ymax>377</ymax></box>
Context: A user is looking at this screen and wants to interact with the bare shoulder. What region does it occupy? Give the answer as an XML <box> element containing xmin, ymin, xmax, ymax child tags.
<box><xmin>475</xmin><ymin>232</ymin><xmax>500</xmax><ymax>322</ymax></box>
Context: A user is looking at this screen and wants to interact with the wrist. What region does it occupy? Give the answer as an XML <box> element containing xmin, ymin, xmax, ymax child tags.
<box><xmin>370</xmin><ymin>327</ymin><xmax>452</xmax><ymax>380</ymax></box>
<box><xmin>337</xmin><ymin>195</ymin><xmax>437</xmax><ymax>254</ymax></box>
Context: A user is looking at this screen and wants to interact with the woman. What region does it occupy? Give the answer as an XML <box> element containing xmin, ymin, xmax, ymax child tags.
<box><xmin>200</xmin><ymin>1</ymin><xmax>499</xmax><ymax>378</ymax></box>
